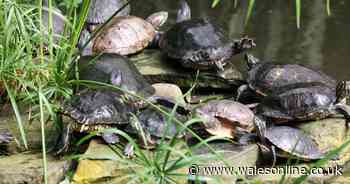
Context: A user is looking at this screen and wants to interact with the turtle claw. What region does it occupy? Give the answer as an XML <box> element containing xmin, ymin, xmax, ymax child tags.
<box><xmin>124</xmin><ymin>143</ymin><xmax>134</xmax><ymax>158</ymax></box>
<box><xmin>0</xmin><ymin>132</ymin><xmax>13</xmax><ymax>144</ymax></box>
<box><xmin>102</xmin><ymin>132</ymin><xmax>120</xmax><ymax>144</ymax></box>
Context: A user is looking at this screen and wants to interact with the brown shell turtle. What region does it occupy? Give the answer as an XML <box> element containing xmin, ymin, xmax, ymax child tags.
<box><xmin>92</xmin><ymin>11</ymin><xmax>168</xmax><ymax>55</ymax></box>
<box><xmin>195</xmin><ymin>100</ymin><xmax>254</xmax><ymax>138</ymax></box>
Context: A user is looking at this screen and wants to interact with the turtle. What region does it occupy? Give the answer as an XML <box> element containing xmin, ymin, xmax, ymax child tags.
<box><xmin>74</xmin><ymin>53</ymin><xmax>186</xmax><ymax>111</ymax></box>
<box><xmin>158</xmin><ymin>0</ymin><xmax>256</xmax><ymax>71</ymax></box>
<box><xmin>42</xmin><ymin>0</ymin><xmax>66</xmax><ymax>45</ymax></box>
<box><xmin>236</xmin><ymin>54</ymin><xmax>337</xmax><ymax>101</ymax></box>
<box><xmin>57</xmin><ymin>89</ymin><xmax>133</xmax><ymax>154</ymax></box>
<box><xmin>195</xmin><ymin>100</ymin><xmax>254</xmax><ymax>139</ymax></box>
<box><xmin>255</xmin><ymin>82</ymin><xmax>350</xmax><ymax>124</ymax></box>
<box><xmin>78</xmin><ymin>0</ymin><xmax>130</xmax><ymax>56</ymax></box>
<box><xmin>124</xmin><ymin>106</ymin><xmax>187</xmax><ymax>156</ymax></box>
<box><xmin>92</xmin><ymin>11</ymin><xmax>168</xmax><ymax>55</ymax></box>
<box><xmin>255</xmin><ymin>125</ymin><xmax>326</xmax><ymax>166</ymax></box>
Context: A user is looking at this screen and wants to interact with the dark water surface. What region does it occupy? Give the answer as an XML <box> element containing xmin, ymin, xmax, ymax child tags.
<box><xmin>131</xmin><ymin>0</ymin><xmax>349</xmax><ymax>81</ymax></box>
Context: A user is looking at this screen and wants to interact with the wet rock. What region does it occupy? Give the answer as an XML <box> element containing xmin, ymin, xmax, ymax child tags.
<box><xmin>131</xmin><ymin>49</ymin><xmax>244</xmax><ymax>90</ymax></box>
<box><xmin>152</xmin><ymin>83</ymin><xmax>186</xmax><ymax>106</ymax></box>
<box><xmin>0</xmin><ymin>152</ymin><xmax>67</xmax><ymax>184</ymax></box>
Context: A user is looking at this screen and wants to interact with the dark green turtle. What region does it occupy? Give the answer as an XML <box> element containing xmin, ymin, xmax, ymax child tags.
<box><xmin>237</xmin><ymin>54</ymin><xmax>337</xmax><ymax>101</ymax></box>
<box><xmin>255</xmin><ymin>82</ymin><xmax>350</xmax><ymax>124</ymax></box>
<box><xmin>79</xmin><ymin>0</ymin><xmax>131</xmax><ymax>56</ymax></box>
<box><xmin>57</xmin><ymin>90</ymin><xmax>132</xmax><ymax>154</ymax></box>
<box><xmin>124</xmin><ymin>106</ymin><xmax>186</xmax><ymax>156</ymax></box>
<box><xmin>159</xmin><ymin>0</ymin><xmax>255</xmax><ymax>71</ymax></box>
<box><xmin>42</xmin><ymin>0</ymin><xmax>65</xmax><ymax>45</ymax></box>
<box><xmin>256</xmin><ymin>125</ymin><xmax>326</xmax><ymax>165</ymax></box>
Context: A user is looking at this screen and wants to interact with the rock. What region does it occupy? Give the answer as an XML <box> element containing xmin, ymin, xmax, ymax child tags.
<box><xmin>297</xmin><ymin>117</ymin><xmax>350</xmax><ymax>166</ymax></box>
<box><xmin>152</xmin><ymin>83</ymin><xmax>186</xmax><ymax>106</ymax></box>
<box><xmin>0</xmin><ymin>152</ymin><xmax>67</xmax><ymax>184</ymax></box>
<box><xmin>131</xmin><ymin>49</ymin><xmax>244</xmax><ymax>90</ymax></box>
<box><xmin>0</xmin><ymin>104</ymin><xmax>59</xmax><ymax>154</ymax></box>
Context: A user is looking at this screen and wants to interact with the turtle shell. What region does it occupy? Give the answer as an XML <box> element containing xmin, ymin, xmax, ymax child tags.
<box><xmin>196</xmin><ymin>100</ymin><xmax>254</xmax><ymax>138</ymax></box>
<box><xmin>248</xmin><ymin>62</ymin><xmax>336</xmax><ymax>96</ymax></box>
<box><xmin>159</xmin><ymin>18</ymin><xmax>233</xmax><ymax>70</ymax></box>
<box><xmin>265</xmin><ymin>126</ymin><xmax>325</xmax><ymax>160</ymax></box>
<box><xmin>76</xmin><ymin>53</ymin><xmax>155</xmax><ymax>99</ymax></box>
<box><xmin>126</xmin><ymin>107</ymin><xmax>186</xmax><ymax>139</ymax></box>
<box><xmin>257</xmin><ymin>83</ymin><xmax>336</xmax><ymax>122</ymax></box>
<box><xmin>87</xmin><ymin>0</ymin><xmax>130</xmax><ymax>24</ymax></box>
<box><xmin>63</xmin><ymin>90</ymin><xmax>131</xmax><ymax>131</ymax></box>
<box><xmin>92</xmin><ymin>16</ymin><xmax>156</xmax><ymax>55</ymax></box>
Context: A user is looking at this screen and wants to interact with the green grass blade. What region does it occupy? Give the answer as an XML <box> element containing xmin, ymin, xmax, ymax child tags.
<box><xmin>39</xmin><ymin>88</ymin><xmax>48</xmax><ymax>184</ymax></box>
<box><xmin>296</xmin><ymin>0</ymin><xmax>301</xmax><ymax>29</ymax></box>
<box><xmin>211</xmin><ymin>0</ymin><xmax>221</xmax><ymax>8</ymax></box>
<box><xmin>4</xmin><ymin>82</ymin><xmax>28</xmax><ymax>149</ymax></box>
<box><xmin>245</xmin><ymin>0</ymin><xmax>255</xmax><ymax>27</ymax></box>
<box><xmin>326</xmin><ymin>0</ymin><xmax>331</xmax><ymax>16</ymax></box>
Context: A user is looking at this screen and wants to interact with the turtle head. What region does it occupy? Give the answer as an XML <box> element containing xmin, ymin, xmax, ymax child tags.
<box><xmin>336</xmin><ymin>81</ymin><xmax>350</xmax><ymax>104</ymax></box>
<box><xmin>176</xmin><ymin>0</ymin><xmax>191</xmax><ymax>23</ymax></box>
<box><xmin>146</xmin><ymin>11</ymin><xmax>168</xmax><ymax>29</ymax></box>
<box><xmin>232</xmin><ymin>36</ymin><xmax>256</xmax><ymax>54</ymax></box>
<box><xmin>245</xmin><ymin>53</ymin><xmax>260</xmax><ymax>70</ymax></box>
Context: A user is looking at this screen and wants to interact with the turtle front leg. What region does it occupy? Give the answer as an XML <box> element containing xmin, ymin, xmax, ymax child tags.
<box><xmin>55</xmin><ymin>123</ymin><xmax>73</xmax><ymax>155</ymax></box>
<box><xmin>254</xmin><ymin>116</ymin><xmax>267</xmax><ymax>144</ymax></box>
<box><xmin>124</xmin><ymin>142</ymin><xmax>134</xmax><ymax>158</ymax></box>
<box><xmin>148</xmin><ymin>31</ymin><xmax>163</xmax><ymax>49</ymax></box>
<box><xmin>0</xmin><ymin>131</ymin><xmax>13</xmax><ymax>144</ymax></box>
<box><xmin>334</xmin><ymin>104</ymin><xmax>350</xmax><ymax>127</ymax></box>
<box><xmin>236</xmin><ymin>84</ymin><xmax>249</xmax><ymax>101</ymax></box>
<box><xmin>101</xmin><ymin>131</ymin><xmax>120</xmax><ymax>144</ymax></box>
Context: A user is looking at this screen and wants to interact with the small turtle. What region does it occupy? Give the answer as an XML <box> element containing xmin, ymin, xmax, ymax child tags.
<box><xmin>92</xmin><ymin>11</ymin><xmax>168</xmax><ymax>55</ymax></box>
<box><xmin>124</xmin><ymin>106</ymin><xmax>186</xmax><ymax>156</ymax></box>
<box><xmin>237</xmin><ymin>54</ymin><xmax>337</xmax><ymax>101</ymax></box>
<box><xmin>195</xmin><ymin>100</ymin><xmax>254</xmax><ymax>139</ymax></box>
<box><xmin>42</xmin><ymin>0</ymin><xmax>66</xmax><ymax>45</ymax></box>
<box><xmin>159</xmin><ymin>0</ymin><xmax>255</xmax><ymax>71</ymax></box>
<box><xmin>255</xmin><ymin>82</ymin><xmax>350</xmax><ymax>124</ymax></box>
<box><xmin>0</xmin><ymin>131</ymin><xmax>13</xmax><ymax>145</ymax></box>
<box><xmin>79</xmin><ymin>0</ymin><xmax>131</xmax><ymax>56</ymax></box>
<box><xmin>255</xmin><ymin>125</ymin><xmax>326</xmax><ymax>166</ymax></box>
<box><xmin>57</xmin><ymin>90</ymin><xmax>132</xmax><ymax>154</ymax></box>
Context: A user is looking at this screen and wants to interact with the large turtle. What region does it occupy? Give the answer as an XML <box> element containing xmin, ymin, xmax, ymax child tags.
<box><xmin>195</xmin><ymin>100</ymin><xmax>254</xmax><ymax>139</ymax></box>
<box><xmin>57</xmin><ymin>89</ymin><xmax>132</xmax><ymax>154</ymax></box>
<box><xmin>236</xmin><ymin>54</ymin><xmax>337</xmax><ymax>101</ymax></box>
<box><xmin>74</xmin><ymin>53</ymin><xmax>185</xmax><ymax>110</ymax></box>
<box><xmin>79</xmin><ymin>0</ymin><xmax>131</xmax><ymax>56</ymax></box>
<box><xmin>255</xmin><ymin>82</ymin><xmax>350</xmax><ymax>124</ymax></box>
<box><xmin>92</xmin><ymin>11</ymin><xmax>168</xmax><ymax>55</ymax></box>
<box><xmin>255</xmin><ymin>125</ymin><xmax>326</xmax><ymax>166</ymax></box>
<box><xmin>159</xmin><ymin>0</ymin><xmax>256</xmax><ymax>71</ymax></box>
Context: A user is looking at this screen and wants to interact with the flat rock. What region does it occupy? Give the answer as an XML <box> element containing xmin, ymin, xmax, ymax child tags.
<box><xmin>0</xmin><ymin>152</ymin><xmax>67</xmax><ymax>184</ymax></box>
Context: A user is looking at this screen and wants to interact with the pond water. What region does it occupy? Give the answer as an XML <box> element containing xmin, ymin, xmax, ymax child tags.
<box><xmin>132</xmin><ymin>0</ymin><xmax>349</xmax><ymax>81</ymax></box>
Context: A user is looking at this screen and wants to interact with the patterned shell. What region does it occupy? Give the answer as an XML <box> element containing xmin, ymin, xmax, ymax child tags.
<box><xmin>87</xmin><ymin>0</ymin><xmax>130</xmax><ymax>24</ymax></box>
<box><xmin>93</xmin><ymin>16</ymin><xmax>156</xmax><ymax>55</ymax></box>
<box><xmin>266</xmin><ymin>126</ymin><xmax>324</xmax><ymax>160</ymax></box>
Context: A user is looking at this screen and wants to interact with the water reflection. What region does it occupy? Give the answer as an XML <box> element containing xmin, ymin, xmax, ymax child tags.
<box><xmin>131</xmin><ymin>0</ymin><xmax>349</xmax><ymax>80</ymax></box>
